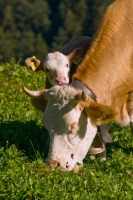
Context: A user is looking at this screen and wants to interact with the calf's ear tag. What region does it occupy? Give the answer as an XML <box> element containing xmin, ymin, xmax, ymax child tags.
<box><xmin>30</xmin><ymin>56</ymin><xmax>37</xmax><ymax>71</ymax></box>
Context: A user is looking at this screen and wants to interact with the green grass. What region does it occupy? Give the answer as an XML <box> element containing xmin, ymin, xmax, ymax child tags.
<box><xmin>1</xmin><ymin>61</ymin><xmax>133</xmax><ymax>200</ymax></box>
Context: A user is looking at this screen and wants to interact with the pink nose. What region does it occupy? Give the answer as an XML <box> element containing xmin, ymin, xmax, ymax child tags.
<box><xmin>55</xmin><ymin>77</ymin><xmax>67</xmax><ymax>85</ymax></box>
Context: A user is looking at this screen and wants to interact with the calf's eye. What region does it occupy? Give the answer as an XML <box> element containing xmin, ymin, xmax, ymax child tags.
<box><xmin>45</xmin><ymin>68</ymin><xmax>50</xmax><ymax>73</ymax></box>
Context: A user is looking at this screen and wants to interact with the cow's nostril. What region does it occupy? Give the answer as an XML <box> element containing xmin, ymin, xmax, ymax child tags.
<box><xmin>62</xmin><ymin>77</ymin><xmax>67</xmax><ymax>83</ymax></box>
<box><xmin>57</xmin><ymin>161</ymin><xmax>61</xmax><ymax>167</ymax></box>
<box><xmin>66</xmin><ymin>162</ymin><xmax>69</xmax><ymax>168</ymax></box>
<box><xmin>55</xmin><ymin>78</ymin><xmax>59</xmax><ymax>83</ymax></box>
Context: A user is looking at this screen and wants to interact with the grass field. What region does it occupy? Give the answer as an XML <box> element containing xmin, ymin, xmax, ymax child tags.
<box><xmin>1</xmin><ymin>60</ymin><xmax>133</xmax><ymax>200</ymax></box>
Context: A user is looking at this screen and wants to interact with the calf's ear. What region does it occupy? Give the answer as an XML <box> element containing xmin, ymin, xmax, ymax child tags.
<box><xmin>31</xmin><ymin>96</ymin><xmax>47</xmax><ymax>112</ymax></box>
<box><xmin>84</xmin><ymin>100</ymin><xmax>117</xmax><ymax>125</ymax></box>
<box><xmin>25</xmin><ymin>57</ymin><xmax>43</xmax><ymax>71</ymax></box>
<box><xmin>67</xmin><ymin>48</ymin><xmax>84</xmax><ymax>66</ymax></box>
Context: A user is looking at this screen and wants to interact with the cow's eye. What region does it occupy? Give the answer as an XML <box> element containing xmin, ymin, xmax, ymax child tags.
<box><xmin>66</xmin><ymin>63</ymin><xmax>69</xmax><ymax>68</ymax></box>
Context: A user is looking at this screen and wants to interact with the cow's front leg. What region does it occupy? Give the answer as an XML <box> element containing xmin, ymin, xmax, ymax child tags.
<box><xmin>88</xmin><ymin>133</ymin><xmax>106</xmax><ymax>160</ymax></box>
<box><xmin>127</xmin><ymin>92</ymin><xmax>133</xmax><ymax>135</ymax></box>
<box><xmin>130</xmin><ymin>122</ymin><xmax>133</xmax><ymax>135</ymax></box>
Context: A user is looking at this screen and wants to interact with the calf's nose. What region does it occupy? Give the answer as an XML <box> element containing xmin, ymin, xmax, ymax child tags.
<box><xmin>55</xmin><ymin>77</ymin><xmax>67</xmax><ymax>85</ymax></box>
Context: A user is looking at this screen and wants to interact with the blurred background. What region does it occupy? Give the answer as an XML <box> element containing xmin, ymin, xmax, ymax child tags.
<box><xmin>0</xmin><ymin>0</ymin><xmax>114</xmax><ymax>63</ymax></box>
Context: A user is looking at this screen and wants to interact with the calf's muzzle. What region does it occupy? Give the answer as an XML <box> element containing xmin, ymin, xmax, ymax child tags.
<box><xmin>55</xmin><ymin>76</ymin><xmax>68</xmax><ymax>85</ymax></box>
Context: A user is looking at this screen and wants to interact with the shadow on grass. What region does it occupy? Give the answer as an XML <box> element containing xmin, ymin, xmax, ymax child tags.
<box><xmin>1</xmin><ymin>120</ymin><xmax>133</xmax><ymax>162</ymax></box>
<box><xmin>107</xmin><ymin>141</ymin><xmax>133</xmax><ymax>156</ymax></box>
<box><xmin>0</xmin><ymin>120</ymin><xmax>49</xmax><ymax>159</ymax></box>
<box><xmin>106</xmin><ymin>123</ymin><xmax>133</xmax><ymax>156</ymax></box>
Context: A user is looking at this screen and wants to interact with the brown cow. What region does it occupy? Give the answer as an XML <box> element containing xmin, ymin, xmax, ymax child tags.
<box><xmin>24</xmin><ymin>0</ymin><xmax>133</xmax><ymax>171</ymax></box>
<box><xmin>72</xmin><ymin>0</ymin><xmax>133</xmax><ymax>129</ymax></box>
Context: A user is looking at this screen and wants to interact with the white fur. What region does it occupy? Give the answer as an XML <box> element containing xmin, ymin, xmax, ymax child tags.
<box><xmin>42</xmin><ymin>85</ymin><xmax>97</xmax><ymax>171</ymax></box>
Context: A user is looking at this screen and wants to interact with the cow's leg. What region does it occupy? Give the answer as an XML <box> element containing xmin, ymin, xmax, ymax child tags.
<box><xmin>129</xmin><ymin>107</ymin><xmax>133</xmax><ymax>135</ymax></box>
<box><xmin>88</xmin><ymin>124</ymin><xmax>111</xmax><ymax>160</ymax></box>
<box><xmin>127</xmin><ymin>92</ymin><xmax>133</xmax><ymax>135</ymax></box>
<box><xmin>96</xmin><ymin>145</ymin><xmax>106</xmax><ymax>161</ymax></box>
<box><xmin>130</xmin><ymin>122</ymin><xmax>133</xmax><ymax>135</ymax></box>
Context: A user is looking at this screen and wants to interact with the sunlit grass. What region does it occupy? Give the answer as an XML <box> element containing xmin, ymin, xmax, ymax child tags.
<box><xmin>1</xmin><ymin>61</ymin><xmax>133</xmax><ymax>199</ymax></box>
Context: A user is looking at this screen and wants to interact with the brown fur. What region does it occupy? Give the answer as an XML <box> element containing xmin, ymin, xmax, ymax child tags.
<box><xmin>73</xmin><ymin>0</ymin><xmax>133</xmax><ymax>125</ymax></box>
<box><xmin>79</xmin><ymin>98</ymin><xmax>117</xmax><ymax>126</ymax></box>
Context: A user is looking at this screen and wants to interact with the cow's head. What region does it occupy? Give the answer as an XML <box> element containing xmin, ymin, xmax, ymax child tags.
<box><xmin>25</xmin><ymin>48</ymin><xmax>84</xmax><ymax>86</ymax></box>
<box><xmin>24</xmin><ymin>85</ymin><xmax>116</xmax><ymax>172</ymax></box>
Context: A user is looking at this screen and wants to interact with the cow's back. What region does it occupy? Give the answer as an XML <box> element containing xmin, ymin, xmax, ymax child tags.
<box><xmin>60</xmin><ymin>36</ymin><xmax>93</xmax><ymax>56</ymax></box>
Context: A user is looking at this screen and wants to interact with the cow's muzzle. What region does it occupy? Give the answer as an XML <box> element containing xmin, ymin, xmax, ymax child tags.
<box><xmin>48</xmin><ymin>159</ymin><xmax>80</xmax><ymax>173</ymax></box>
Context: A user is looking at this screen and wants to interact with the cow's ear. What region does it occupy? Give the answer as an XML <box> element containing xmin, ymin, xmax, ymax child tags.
<box><xmin>72</xmin><ymin>90</ymin><xmax>88</xmax><ymax>104</ymax></box>
<box><xmin>84</xmin><ymin>100</ymin><xmax>117</xmax><ymax>125</ymax></box>
<box><xmin>67</xmin><ymin>48</ymin><xmax>84</xmax><ymax>66</ymax></box>
<box><xmin>75</xmin><ymin>90</ymin><xmax>88</xmax><ymax>102</ymax></box>
<box><xmin>25</xmin><ymin>57</ymin><xmax>43</xmax><ymax>71</ymax></box>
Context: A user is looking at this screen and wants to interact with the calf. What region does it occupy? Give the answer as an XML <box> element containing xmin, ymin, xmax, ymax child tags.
<box><xmin>25</xmin><ymin>36</ymin><xmax>93</xmax><ymax>88</ymax></box>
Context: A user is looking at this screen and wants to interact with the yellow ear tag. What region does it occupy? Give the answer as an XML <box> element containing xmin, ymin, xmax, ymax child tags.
<box><xmin>30</xmin><ymin>56</ymin><xmax>37</xmax><ymax>71</ymax></box>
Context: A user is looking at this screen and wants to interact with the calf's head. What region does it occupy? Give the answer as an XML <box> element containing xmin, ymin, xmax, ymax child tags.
<box><xmin>24</xmin><ymin>85</ymin><xmax>116</xmax><ymax>172</ymax></box>
<box><xmin>25</xmin><ymin>48</ymin><xmax>83</xmax><ymax>86</ymax></box>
